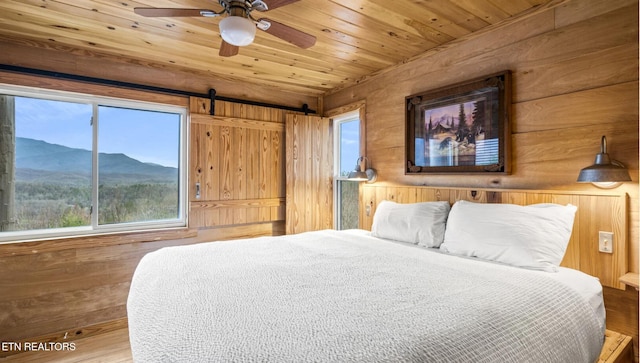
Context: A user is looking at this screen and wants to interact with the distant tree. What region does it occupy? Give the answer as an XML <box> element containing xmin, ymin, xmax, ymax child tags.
<box><xmin>61</xmin><ymin>205</ymin><xmax>89</xmax><ymax>227</ymax></box>
<box><xmin>14</xmin><ymin>181</ymin><xmax>177</xmax><ymax>230</ymax></box>
<box><xmin>472</xmin><ymin>100</ymin><xmax>486</xmax><ymax>134</ymax></box>
<box><xmin>458</xmin><ymin>103</ymin><xmax>466</xmax><ymax>129</ymax></box>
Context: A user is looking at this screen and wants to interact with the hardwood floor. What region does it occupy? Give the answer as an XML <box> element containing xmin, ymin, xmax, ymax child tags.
<box><xmin>1</xmin><ymin>325</ymin><xmax>634</xmax><ymax>362</ymax></box>
<box><xmin>1</xmin><ymin>328</ymin><xmax>132</xmax><ymax>363</ymax></box>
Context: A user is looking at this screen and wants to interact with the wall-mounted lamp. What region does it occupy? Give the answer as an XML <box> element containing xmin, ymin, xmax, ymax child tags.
<box><xmin>348</xmin><ymin>156</ymin><xmax>377</xmax><ymax>183</ymax></box>
<box><xmin>577</xmin><ymin>135</ymin><xmax>631</xmax><ymax>188</ymax></box>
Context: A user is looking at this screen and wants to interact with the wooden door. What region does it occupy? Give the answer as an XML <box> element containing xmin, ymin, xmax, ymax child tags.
<box><xmin>190</xmin><ymin>113</ymin><xmax>285</xmax><ymax>229</ymax></box>
<box><xmin>285</xmin><ymin>114</ymin><xmax>333</xmax><ymax>234</ymax></box>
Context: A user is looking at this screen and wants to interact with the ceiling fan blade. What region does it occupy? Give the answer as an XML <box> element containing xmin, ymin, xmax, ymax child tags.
<box><xmin>134</xmin><ymin>8</ymin><xmax>218</xmax><ymax>17</ymax></box>
<box><xmin>258</xmin><ymin>18</ymin><xmax>316</xmax><ymax>49</ymax></box>
<box><xmin>262</xmin><ymin>0</ymin><xmax>300</xmax><ymax>11</ymax></box>
<box><xmin>219</xmin><ymin>40</ymin><xmax>239</xmax><ymax>57</ymax></box>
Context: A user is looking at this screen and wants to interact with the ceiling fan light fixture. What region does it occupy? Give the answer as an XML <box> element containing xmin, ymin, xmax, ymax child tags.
<box><xmin>219</xmin><ymin>16</ymin><xmax>256</xmax><ymax>46</ymax></box>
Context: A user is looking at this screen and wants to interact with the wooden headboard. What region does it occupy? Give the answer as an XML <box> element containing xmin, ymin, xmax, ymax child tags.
<box><xmin>359</xmin><ymin>184</ymin><xmax>628</xmax><ymax>290</ymax></box>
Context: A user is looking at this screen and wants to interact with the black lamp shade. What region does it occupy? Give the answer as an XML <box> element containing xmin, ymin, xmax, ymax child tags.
<box><xmin>577</xmin><ymin>136</ymin><xmax>631</xmax><ymax>183</ymax></box>
<box><xmin>577</xmin><ymin>162</ymin><xmax>631</xmax><ymax>182</ymax></box>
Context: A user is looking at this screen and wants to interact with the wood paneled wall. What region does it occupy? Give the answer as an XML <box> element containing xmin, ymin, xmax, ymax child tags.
<box><xmin>360</xmin><ymin>183</ymin><xmax>640</xmax><ymax>360</ymax></box>
<box><xmin>324</xmin><ymin>0</ymin><xmax>639</xmax><ymax>359</ymax></box>
<box><xmin>0</xmin><ymin>75</ymin><xmax>296</xmax><ymax>344</ymax></box>
<box><xmin>323</xmin><ymin>0</ymin><xmax>639</xmax><ymax>274</ymax></box>
<box><xmin>360</xmin><ymin>184</ymin><xmax>628</xmax><ymax>289</ymax></box>
<box><xmin>0</xmin><ymin>0</ymin><xmax>638</xmax><ymax>357</ymax></box>
<box><xmin>0</xmin><ymin>40</ymin><xmax>318</xmax><ymax>111</ymax></box>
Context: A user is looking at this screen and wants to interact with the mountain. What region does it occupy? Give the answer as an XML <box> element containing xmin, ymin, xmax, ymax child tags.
<box><xmin>15</xmin><ymin>137</ymin><xmax>178</xmax><ymax>184</ymax></box>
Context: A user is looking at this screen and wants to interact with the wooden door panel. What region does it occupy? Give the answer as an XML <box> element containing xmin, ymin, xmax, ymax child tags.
<box><xmin>286</xmin><ymin>114</ymin><xmax>333</xmax><ymax>234</ymax></box>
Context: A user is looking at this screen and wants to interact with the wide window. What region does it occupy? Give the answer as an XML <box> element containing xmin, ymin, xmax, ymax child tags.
<box><xmin>333</xmin><ymin>111</ymin><xmax>360</xmax><ymax>230</ymax></box>
<box><xmin>0</xmin><ymin>85</ymin><xmax>187</xmax><ymax>242</ymax></box>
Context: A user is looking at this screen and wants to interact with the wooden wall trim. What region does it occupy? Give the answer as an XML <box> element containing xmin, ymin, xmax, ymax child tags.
<box><xmin>324</xmin><ymin>100</ymin><xmax>366</xmax><ymax>118</ymax></box>
<box><xmin>190</xmin><ymin>199</ymin><xmax>285</xmax><ymax>227</ymax></box>
<box><xmin>191</xmin><ymin>113</ymin><xmax>286</xmax><ymax>131</ymax></box>
<box><xmin>191</xmin><ymin>197</ymin><xmax>285</xmax><ymax>209</ymax></box>
<box><xmin>0</xmin><ymin>228</ymin><xmax>197</xmax><ymax>258</ymax></box>
<box><xmin>325</xmin><ymin>100</ymin><xmax>368</xmax><ymax>170</ymax></box>
<box><xmin>362</xmin><ymin>183</ymin><xmax>629</xmax><ymax>197</ymax></box>
<box><xmin>189</xmin><ymin>97</ymin><xmax>304</xmax><ymax>122</ymax></box>
<box><xmin>0</xmin><ymin>71</ymin><xmax>188</xmax><ymax>107</ymax></box>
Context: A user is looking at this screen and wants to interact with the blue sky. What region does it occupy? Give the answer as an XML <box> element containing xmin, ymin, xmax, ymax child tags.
<box><xmin>15</xmin><ymin>97</ymin><xmax>181</xmax><ymax>168</ymax></box>
<box><xmin>339</xmin><ymin>120</ymin><xmax>360</xmax><ymax>176</ymax></box>
<box><xmin>15</xmin><ymin>96</ymin><xmax>360</xmax><ymax>172</ymax></box>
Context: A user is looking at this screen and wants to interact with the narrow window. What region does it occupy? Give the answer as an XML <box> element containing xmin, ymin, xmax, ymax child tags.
<box><xmin>333</xmin><ymin>111</ymin><xmax>360</xmax><ymax>230</ymax></box>
<box><xmin>12</xmin><ymin>96</ymin><xmax>93</xmax><ymax>232</ymax></box>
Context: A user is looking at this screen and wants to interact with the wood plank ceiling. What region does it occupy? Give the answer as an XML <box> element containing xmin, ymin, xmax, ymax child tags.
<box><xmin>0</xmin><ymin>0</ymin><xmax>552</xmax><ymax>97</ymax></box>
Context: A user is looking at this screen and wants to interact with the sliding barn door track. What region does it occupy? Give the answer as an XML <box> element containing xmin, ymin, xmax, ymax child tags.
<box><xmin>0</xmin><ymin>64</ymin><xmax>315</xmax><ymax>116</ymax></box>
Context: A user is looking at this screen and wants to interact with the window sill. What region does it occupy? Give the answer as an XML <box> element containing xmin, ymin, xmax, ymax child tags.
<box><xmin>0</xmin><ymin>227</ymin><xmax>198</xmax><ymax>257</ymax></box>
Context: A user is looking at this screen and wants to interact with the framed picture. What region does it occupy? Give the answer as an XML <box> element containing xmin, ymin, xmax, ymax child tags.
<box><xmin>405</xmin><ymin>71</ymin><xmax>511</xmax><ymax>174</ymax></box>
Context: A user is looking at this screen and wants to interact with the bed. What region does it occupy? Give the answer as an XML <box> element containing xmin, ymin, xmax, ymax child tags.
<box><xmin>127</xmin><ymin>200</ymin><xmax>606</xmax><ymax>362</ymax></box>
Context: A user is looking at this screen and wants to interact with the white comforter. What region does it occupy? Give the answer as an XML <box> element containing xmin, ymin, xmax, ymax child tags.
<box><xmin>127</xmin><ymin>229</ymin><xmax>605</xmax><ymax>363</ymax></box>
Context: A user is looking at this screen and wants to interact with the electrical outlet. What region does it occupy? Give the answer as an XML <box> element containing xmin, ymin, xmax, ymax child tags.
<box><xmin>598</xmin><ymin>231</ymin><xmax>614</xmax><ymax>253</ymax></box>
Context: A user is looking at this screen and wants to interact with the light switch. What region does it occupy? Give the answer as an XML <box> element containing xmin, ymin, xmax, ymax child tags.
<box><xmin>598</xmin><ymin>231</ymin><xmax>613</xmax><ymax>253</ymax></box>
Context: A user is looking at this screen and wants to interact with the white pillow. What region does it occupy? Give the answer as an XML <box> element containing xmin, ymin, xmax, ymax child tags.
<box><xmin>440</xmin><ymin>200</ymin><xmax>577</xmax><ymax>272</ymax></box>
<box><xmin>371</xmin><ymin>200</ymin><xmax>450</xmax><ymax>247</ymax></box>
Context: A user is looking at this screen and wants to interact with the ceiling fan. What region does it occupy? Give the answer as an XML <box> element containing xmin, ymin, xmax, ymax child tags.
<box><xmin>134</xmin><ymin>0</ymin><xmax>316</xmax><ymax>57</ymax></box>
